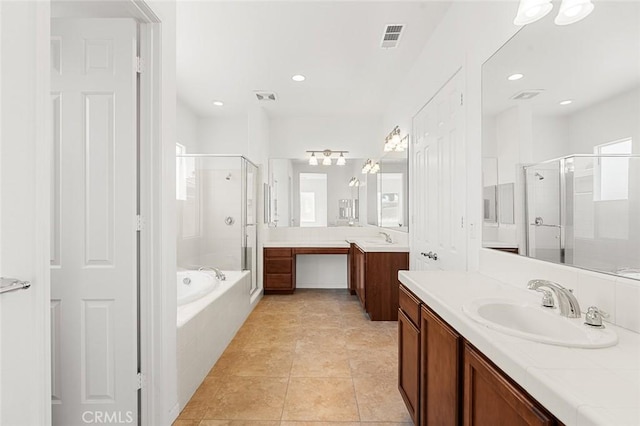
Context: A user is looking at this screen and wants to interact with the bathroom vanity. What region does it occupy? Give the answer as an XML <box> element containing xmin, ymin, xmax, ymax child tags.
<box><xmin>398</xmin><ymin>270</ymin><xmax>639</xmax><ymax>426</ymax></box>
<box><xmin>263</xmin><ymin>238</ymin><xmax>409</xmax><ymax>321</ymax></box>
<box><xmin>350</xmin><ymin>241</ymin><xmax>409</xmax><ymax>320</ymax></box>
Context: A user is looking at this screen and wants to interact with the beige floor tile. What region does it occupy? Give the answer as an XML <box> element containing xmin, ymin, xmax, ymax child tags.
<box><xmin>199</xmin><ymin>421</ymin><xmax>280</xmax><ymax>426</ymax></box>
<box><xmin>177</xmin><ymin>401</ymin><xmax>208</xmax><ymax>421</ymax></box>
<box><xmin>353</xmin><ymin>375</ymin><xmax>412</xmax><ymax>423</ymax></box>
<box><xmin>290</xmin><ymin>350</ymin><xmax>352</xmax><ymax>378</ymax></box>
<box><xmin>203</xmin><ymin>376</ymin><xmax>289</xmax><ymax>421</ymax></box>
<box><xmin>348</xmin><ymin>348</ymin><xmax>397</xmax><ymax>378</ymax></box>
<box><xmin>282</xmin><ymin>378</ymin><xmax>359</xmax><ymax>422</ymax></box>
<box><xmin>224</xmin><ymin>349</ymin><xmax>294</xmax><ymax>377</ymax></box>
<box><xmin>280</xmin><ymin>422</ymin><xmax>360</xmax><ymax>426</ymax></box>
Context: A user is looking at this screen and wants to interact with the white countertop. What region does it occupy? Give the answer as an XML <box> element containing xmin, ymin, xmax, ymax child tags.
<box><xmin>482</xmin><ymin>241</ymin><xmax>519</xmax><ymax>249</ymax></box>
<box><xmin>263</xmin><ymin>240</ymin><xmax>350</xmax><ymax>248</ymax></box>
<box><xmin>351</xmin><ymin>238</ymin><xmax>410</xmax><ymax>253</ymax></box>
<box><xmin>398</xmin><ymin>270</ymin><xmax>640</xmax><ymax>426</ymax></box>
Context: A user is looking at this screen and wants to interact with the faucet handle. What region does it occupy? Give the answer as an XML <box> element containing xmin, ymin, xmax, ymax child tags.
<box><xmin>539</xmin><ymin>290</ymin><xmax>555</xmax><ymax>308</ymax></box>
<box><xmin>585</xmin><ymin>306</ymin><xmax>609</xmax><ymax>328</ymax></box>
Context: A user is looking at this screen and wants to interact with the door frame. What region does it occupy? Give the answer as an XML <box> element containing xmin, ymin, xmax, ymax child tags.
<box><xmin>43</xmin><ymin>1</ymin><xmax>168</xmax><ymax>424</ymax></box>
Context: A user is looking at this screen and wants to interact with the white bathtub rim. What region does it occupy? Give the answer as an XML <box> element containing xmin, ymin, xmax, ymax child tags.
<box><xmin>176</xmin><ymin>270</ymin><xmax>250</xmax><ymax>328</ymax></box>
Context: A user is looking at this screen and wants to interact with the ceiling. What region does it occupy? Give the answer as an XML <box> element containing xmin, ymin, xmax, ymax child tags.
<box><xmin>482</xmin><ymin>1</ymin><xmax>640</xmax><ymax>118</ymax></box>
<box><xmin>177</xmin><ymin>1</ymin><xmax>451</xmax><ymax>118</ymax></box>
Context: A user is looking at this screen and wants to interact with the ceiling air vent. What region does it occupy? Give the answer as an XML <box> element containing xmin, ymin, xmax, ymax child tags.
<box><xmin>510</xmin><ymin>90</ymin><xmax>544</xmax><ymax>101</ymax></box>
<box><xmin>254</xmin><ymin>91</ymin><xmax>277</xmax><ymax>102</ymax></box>
<box><xmin>381</xmin><ymin>24</ymin><xmax>405</xmax><ymax>49</ymax></box>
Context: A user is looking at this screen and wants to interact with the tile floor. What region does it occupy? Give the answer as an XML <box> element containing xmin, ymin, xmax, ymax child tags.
<box><xmin>173</xmin><ymin>289</ymin><xmax>411</xmax><ymax>426</ymax></box>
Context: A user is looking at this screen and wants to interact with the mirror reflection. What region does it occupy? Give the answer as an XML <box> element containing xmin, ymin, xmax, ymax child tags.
<box><xmin>482</xmin><ymin>2</ymin><xmax>640</xmax><ymax>279</ymax></box>
<box><xmin>269</xmin><ymin>158</ymin><xmax>366</xmax><ymax>227</ymax></box>
<box><xmin>378</xmin><ymin>152</ymin><xmax>409</xmax><ymax>232</ymax></box>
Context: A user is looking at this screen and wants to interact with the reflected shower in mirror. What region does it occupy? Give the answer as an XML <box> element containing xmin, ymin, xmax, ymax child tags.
<box><xmin>481</xmin><ymin>2</ymin><xmax>640</xmax><ymax>279</ymax></box>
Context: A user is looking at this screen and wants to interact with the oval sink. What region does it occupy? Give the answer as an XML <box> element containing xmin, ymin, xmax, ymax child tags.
<box><xmin>462</xmin><ymin>298</ymin><xmax>618</xmax><ymax>348</ymax></box>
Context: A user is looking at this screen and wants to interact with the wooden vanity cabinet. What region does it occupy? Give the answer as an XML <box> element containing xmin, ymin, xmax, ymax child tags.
<box><xmin>421</xmin><ymin>305</ymin><xmax>461</xmax><ymax>426</ymax></box>
<box><xmin>353</xmin><ymin>246</ymin><xmax>408</xmax><ymax>320</ymax></box>
<box><xmin>398</xmin><ymin>285</ymin><xmax>422</xmax><ymax>424</ymax></box>
<box><xmin>398</xmin><ymin>284</ymin><xmax>562</xmax><ymax>426</ymax></box>
<box><xmin>463</xmin><ymin>343</ymin><xmax>555</xmax><ymax>426</ymax></box>
<box><xmin>263</xmin><ymin>248</ymin><xmax>295</xmax><ymax>294</ymax></box>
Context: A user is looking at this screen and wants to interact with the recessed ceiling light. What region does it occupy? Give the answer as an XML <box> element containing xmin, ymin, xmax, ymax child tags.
<box><xmin>212</xmin><ymin>101</ymin><xmax>224</xmax><ymax>106</ymax></box>
<box><xmin>508</xmin><ymin>73</ymin><xmax>524</xmax><ymax>81</ymax></box>
<box><xmin>292</xmin><ymin>74</ymin><xmax>306</xmax><ymax>82</ymax></box>
<box><xmin>559</xmin><ymin>99</ymin><xmax>573</xmax><ymax>105</ymax></box>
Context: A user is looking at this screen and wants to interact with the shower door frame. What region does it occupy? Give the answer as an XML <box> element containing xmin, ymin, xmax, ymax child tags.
<box><xmin>523</xmin><ymin>159</ymin><xmax>566</xmax><ymax>263</ymax></box>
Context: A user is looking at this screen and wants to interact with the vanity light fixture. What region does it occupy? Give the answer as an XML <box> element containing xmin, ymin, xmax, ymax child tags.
<box><xmin>361</xmin><ymin>159</ymin><xmax>373</xmax><ymax>174</ymax></box>
<box><xmin>308</xmin><ymin>152</ymin><xmax>318</xmax><ymax>166</ymax></box>
<box><xmin>307</xmin><ymin>149</ymin><xmax>348</xmax><ymax>166</ymax></box>
<box><xmin>559</xmin><ymin>99</ymin><xmax>573</xmax><ymax>105</ymax></box>
<box><xmin>369</xmin><ymin>162</ymin><xmax>380</xmax><ymax>174</ymax></box>
<box><xmin>384</xmin><ymin>126</ymin><xmax>407</xmax><ymax>152</ymax></box>
<box><xmin>508</xmin><ymin>73</ymin><xmax>524</xmax><ymax>81</ymax></box>
<box><xmin>555</xmin><ymin>0</ymin><xmax>594</xmax><ymax>25</ymax></box>
<box><xmin>513</xmin><ymin>0</ymin><xmax>553</xmax><ymax>25</ymax></box>
<box><xmin>348</xmin><ymin>177</ymin><xmax>360</xmax><ymax>187</ymax></box>
<box><xmin>514</xmin><ymin>0</ymin><xmax>594</xmax><ymax>26</ymax></box>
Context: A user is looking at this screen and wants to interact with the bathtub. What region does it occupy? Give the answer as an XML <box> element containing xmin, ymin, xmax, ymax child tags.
<box><xmin>177</xmin><ymin>270</ymin><xmax>220</xmax><ymax>307</ymax></box>
<box><xmin>176</xmin><ymin>269</ymin><xmax>260</xmax><ymax>409</ymax></box>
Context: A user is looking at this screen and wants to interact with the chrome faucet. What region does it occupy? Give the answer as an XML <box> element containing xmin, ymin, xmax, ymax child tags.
<box><xmin>379</xmin><ymin>231</ymin><xmax>392</xmax><ymax>243</ymax></box>
<box><xmin>198</xmin><ymin>266</ymin><xmax>226</xmax><ymax>281</ymax></box>
<box><xmin>527</xmin><ymin>279</ymin><xmax>581</xmax><ymax>318</ymax></box>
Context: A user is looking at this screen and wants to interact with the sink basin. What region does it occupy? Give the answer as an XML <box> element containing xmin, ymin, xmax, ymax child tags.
<box><xmin>361</xmin><ymin>239</ymin><xmax>393</xmax><ymax>245</ymax></box>
<box><xmin>463</xmin><ymin>298</ymin><xmax>618</xmax><ymax>348</ymax></box>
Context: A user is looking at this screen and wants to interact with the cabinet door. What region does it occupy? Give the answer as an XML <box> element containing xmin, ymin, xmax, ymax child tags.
<box><xmin>421</xmin><ymin>306</ymin><xmax>461</xmax><ymax>426</ymax></box>
<box><xmin>348</xmin><ymin>243</ymin><xmax>356</xmax><ymax>295</ymax></box>
<box><xmin>398</xmin><ymin>310</ymin><xmax>420</xmax><ymax>425</ymax></box>
<box><xmin>463</xmin><ymin>343</ymin><xmax>554</xmax><ymax>426</ymax></box>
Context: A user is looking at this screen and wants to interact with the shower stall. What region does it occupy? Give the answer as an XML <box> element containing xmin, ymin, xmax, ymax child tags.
<box><xmin>524</xmin><ymin>154</ymin><xmax>640</xmax><ymax>274</ymax></box>
<box><xmin>176</xmin><ymin>154</ymin><xmax>259</xmax><ymax>295</ymax></box>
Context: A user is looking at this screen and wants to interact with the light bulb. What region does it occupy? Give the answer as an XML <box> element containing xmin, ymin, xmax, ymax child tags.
<box><xmin>322</xmin><ymin>156</ymin><xmax>332</xmax><ymax>166</ymax></box>
<box><xmin>309</xmin><ymin>153</ymin><xmax>318</xmax><ymax>166</ymax></box>
<box><xmin>514</xmin><ymin>0</ymin><xmax>553</xmax><ymax>25</ymax></box>
<box><xmin>555</xmin><ymin>0</ymin><xmax>594</xmax><ymax>25</ymax></box>
<box><xmin>337</xmin><ymin>153</ymin><xmax>346</xmax><ymax>166</ymax></box>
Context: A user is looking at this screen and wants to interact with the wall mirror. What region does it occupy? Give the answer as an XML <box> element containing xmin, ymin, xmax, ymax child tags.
<box><xmin>377</xmin><ymin>151</ymin><xmax>409</xmax><ymax>232</ymax></box>
<box><xmin>481</xmin><ymin>2</ymin><xmax>640</xmax><ymax>280</ymax></box>
<box><xmin>268</xmin><ymin>158</ymin><xmax>366</xmax><ymax>227</ymax></box>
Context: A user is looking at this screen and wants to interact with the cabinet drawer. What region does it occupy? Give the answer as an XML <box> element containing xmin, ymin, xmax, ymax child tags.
<box><xmin>264</xmin><ymin>248</ymin><xmax>292</xmax><ymax>258</ymax></box>
<box><xmin>265</xmin><ymin>274</ymin><xmax>293</xmax><ymax>289</ymax></box>
<box><xmin>266</xmin><ymin>258</ymin><xmax>292</xmax><ymax>274</ymax></box>
<box><xmin>399</xmin><ymin>285</ymin><xmax>421</xmax><ymax>326</ymax></box>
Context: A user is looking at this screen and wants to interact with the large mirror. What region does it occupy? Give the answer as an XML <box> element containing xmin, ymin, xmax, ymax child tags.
<box><xmin>268</xmin><ymin>158</ymin><xmax>367</xmax><ymax>227</ymax></box>
<box><xmin>378</xmin><ymin>152</ymin><xmax>409</xmax><ymax>232</ymax></box>
<box><xmin>482</xmin><ymin>2</ymin><xmax>640</xmax><ymax>280</ymax></box>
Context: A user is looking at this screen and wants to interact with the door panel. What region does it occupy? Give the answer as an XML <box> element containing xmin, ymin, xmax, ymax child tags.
<box><xmin>411</xmin><ymin>70</ymin><xmax>466</xmax><ymax>271</ymax></box>
<box><xmin>51</xmin><ymin>18</ymin><xmax>138</xmax><ymax>425</ymax></box>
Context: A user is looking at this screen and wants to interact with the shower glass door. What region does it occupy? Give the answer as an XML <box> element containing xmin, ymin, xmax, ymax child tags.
<box><xmin>525</xmin><ymin>161</ymin><xmax>563</xmax><ymax>263</ymax></box>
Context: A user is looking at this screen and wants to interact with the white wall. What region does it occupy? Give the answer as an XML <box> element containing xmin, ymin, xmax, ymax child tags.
<box><xmin>198</xmin><ymin>115</ymin><xmax>249</xmax><ymax>155</ymax></box>
<box><xmin>269</xmin><ymin>115</ymin><xmax>383</xmax><ymax>158</ymax></box>
<box><xmin>177</xmin><ymin>97</ymin><xmax>201</xmax><ymax>153</ymax></box>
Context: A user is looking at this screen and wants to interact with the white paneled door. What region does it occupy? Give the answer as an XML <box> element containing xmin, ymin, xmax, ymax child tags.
<box><xmin>411</xmin><ymin>70</ymin><xmax>466</xmax><ymax>271</ymax></box>
<box><xmin>51</xmin><ymin>19</ymin><xmax>139</xmax><ymax>425</ymax></box>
